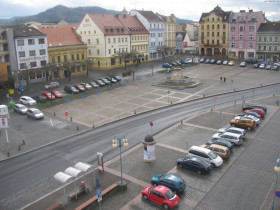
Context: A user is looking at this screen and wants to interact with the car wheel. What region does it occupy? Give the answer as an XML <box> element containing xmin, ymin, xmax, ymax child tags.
<box><xmin>197</xmin><ymin>170</ymin><xmax>202</xmax><ymax>175</ymax></box>
<box><xmin>163</xmin><ymin>204</ymin><xmax>169</xmax><ymax>209</ymax></box>
<box><xmin>178</xmin><ymin>164</ymin><xmax>183</xmax><ymax>168</ymax></box>
<box><xmin>247</xmin><ymin>126</ymin><xmax>251</xmax><ymax>131</ymax></box>
<box><xmin>211</xmin><ymin>163</ymin><xmax>215</xmax><ymax>168</ymax></box>
<box><xmin>231</xmin><ymin>124</ymin><xmax>236</xmax><ymax>127</ymax></box>
<box><xmin>142</xmin><ymin>194</ymin><xmax>148</xmax><ymax>200</ymax></box>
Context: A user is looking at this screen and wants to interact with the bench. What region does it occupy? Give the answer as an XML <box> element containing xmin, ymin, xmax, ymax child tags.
<box><xmin>68</xmin><ymin>187</ymin><xmax>89</xmax><ymax>201</ymax></box>
<box><xmin>47</xmin><ymin>202</ymin><xmax>62</xmax><ymax>210</ymax></box>
<box><xmin>75</xmin><ymin>183</ymin><xmax>118</xmax><ymax>210</ymax></box>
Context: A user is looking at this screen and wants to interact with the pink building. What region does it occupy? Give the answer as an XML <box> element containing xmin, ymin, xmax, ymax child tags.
<box><xmin>228</xmin><ymin>10</ymin><xmax>265</xmax><ymax>60</ymax></box>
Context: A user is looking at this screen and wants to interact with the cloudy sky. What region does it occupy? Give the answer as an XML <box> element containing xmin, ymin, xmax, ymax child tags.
<box><xmin>0</xmin><ymin>0</ymin><xmax>279</xmax><ymax>21</ymax></box>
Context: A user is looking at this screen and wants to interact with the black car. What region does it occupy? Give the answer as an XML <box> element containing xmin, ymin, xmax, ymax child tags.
<box><xmin>253</xmin><ymin>63</ymin><xmax>259</xmax><ymax>68</ymax></box>
<box><xmin>32</xmin><ymin>95</ymin><xmax>47</xmax><ymax>103</ymax></box>
<box><xmin>64</xmin><ymin>85</ymin><xmax>79</xmax><ymax>94</ymax></box>
<box><xmin>106</xmin><ymin>77</ymin><xmax>118</xmax><ymax>83</ymax></box>
<box><xmin>100</xmin><ymin>78</ymin><xmax>111</xmax><ymax>85</ymax></box>
<box><xmin>95</xmin><ymin>80</ymin><xmax>106</xmax><ymax>87</ymax></box>
<box><xmin>177</xmin><ymin>156</ymin><xmax>212</xmax><ymax>175</ymax></box>
<box><xmin>216</xmin><ymin>60</ymin><xmax>222</xmax><ymax>65</ymax></box>
<box><xmin>210</xmin><ymin>59</ymin><xmax>217</xmax><ymax>64</ymax></box>
<box><xmin>205</xmin><ymin>139</ymin><xmax>234</xmax><ymax>151</ymax></box>
<box><xmin>113</xmin><ymin>76</ymin><xmax>121</xmax><ymax>82</ymax></box>
<box><xmin>242</xmin><ymin>104</ymin><xmax>267</xmax><ymax>112</ymax></box>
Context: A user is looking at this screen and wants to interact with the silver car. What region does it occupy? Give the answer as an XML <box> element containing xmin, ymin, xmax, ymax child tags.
<box><xmin>14</xmin><ymin>104</ymin><xmax>28</xmax><ymax>114</ymax></box>
<box><xmin>212</xmin><ymin>132</ymin><xmax>243</xmax><ymax>145</ymax></box>
<box><xmin>26</xmin><ymin>108</ymin><xmax>44</xmax><ymax>119</ymax></box>
<box><xmin>19</xmin><ymin>96</ymin><xmax>37</xmax><ymax>106</ymax></box>
<box><xmin>218</xmin><ymin>127</ymin><xmax>246</xmax><ymax>139</ymax></box>
<box><xmin>235</xmin><ymin>115</ymin><xmax>261</xmax><ymax>126</ymax></box>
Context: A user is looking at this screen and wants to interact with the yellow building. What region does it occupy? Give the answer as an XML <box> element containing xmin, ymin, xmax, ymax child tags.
<box><xmin>40</xmin><ymin>27</ymin><xmax>88</xmax><ymax>79</ymax></box>
<box><xmin>77</xmin><ymin>14</ymin><xmax>149</xmax><ymax>70</ymax></box>
<box><xmin>199</xmin><ymin>6</ymin><xmax>232</xmax><ymax>57</ymax></box>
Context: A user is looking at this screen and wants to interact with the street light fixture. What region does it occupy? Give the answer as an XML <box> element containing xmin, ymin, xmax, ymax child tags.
<box><xmin>272</xmin><ymin>157</ymin><xmax>280</xmax><ymax>210</ymax></box>
<box><xmin>112</xmin><ymin>136</ymin><xmax>128</xmax><ymax>185</ymax></box>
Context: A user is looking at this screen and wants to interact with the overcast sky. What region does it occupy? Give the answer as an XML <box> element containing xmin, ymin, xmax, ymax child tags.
<box><xmin>0</xmin><ymin>0</ymin><xmax>279</xmax><ymax>21</ymax></box>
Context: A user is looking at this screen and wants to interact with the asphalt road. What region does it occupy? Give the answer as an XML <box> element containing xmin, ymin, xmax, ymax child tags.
<box><xmin>0</xmin><ymin>84</ymin><xmax>279</xmax><ymax>201</ymax></box>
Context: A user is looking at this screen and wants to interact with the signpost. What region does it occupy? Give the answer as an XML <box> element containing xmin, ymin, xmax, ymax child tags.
<box><xmin>150</xmin><ymin>121</ymin><xmax>153</xmax><ymax>135</ymax></box>
<box><xmin>276</xmin><ymin>191</ymin><xmax>280</xmax><ymax>198</ymax></box>
<box><xmin>65</xmin><ymin>112</ymin><xmax>68</xmax><ymax>129</ymax></box>
<box><xmin>97</xmin><ymin>189</ymin><xmax>102</xmax><ymax>210</ymax></box>
<box><xmin>0</xmin><ymin>105</ymin><xmax>10</xmax><ymax>143</ymax></box>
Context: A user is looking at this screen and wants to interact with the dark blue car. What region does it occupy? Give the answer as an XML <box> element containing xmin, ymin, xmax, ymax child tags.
<box><xmin>151</xmin><ymin>174</ymin><xmax>186</xmax><ymax>193</ymax></box>
<box><xmin>162</xmin><ymin>63</ymin><xmax>172</xmax><ymax>68</ymax></box>
<box><xmin>177</xmin><ymin>156</ymin><xmax>212</xmax><ymax>175</ymax></box>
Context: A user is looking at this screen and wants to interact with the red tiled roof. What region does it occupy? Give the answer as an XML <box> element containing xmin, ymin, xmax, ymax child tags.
<box><xmin>39</xmin><ymin>27</ymin><xmax>84</xmax><ymax>47</ymax></box>
<box><xmin>88</xmin><ymin>14</ymin><xmax>148</xmax><ymax>35</ymax></box>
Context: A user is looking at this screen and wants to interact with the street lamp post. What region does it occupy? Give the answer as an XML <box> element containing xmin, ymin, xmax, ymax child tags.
<box><xmin>112</xmin><ymin>136</ymin><xmax>128</xmax><ymax>185</ymax></box>
<box><xmin>272</xmin><ymin>157</ymin><xmax>280</xmax><ymax>210</ymax></box>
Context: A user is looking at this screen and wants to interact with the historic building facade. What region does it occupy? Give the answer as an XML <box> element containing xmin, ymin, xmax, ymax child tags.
<box><xmin>199</xmin><ymin>6</ymin><xmax>232</xmax><ymax>57</ymax></box>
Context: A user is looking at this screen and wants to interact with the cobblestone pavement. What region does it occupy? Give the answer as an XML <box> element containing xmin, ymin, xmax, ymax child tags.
<box><xmin>0</xmin><ymin>63</ymin><xmax>280</xmax><ymax>209</ymax></box>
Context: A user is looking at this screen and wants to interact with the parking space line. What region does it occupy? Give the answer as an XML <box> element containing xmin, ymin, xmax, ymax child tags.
<box><xmin>157</xmin><ymin>142</ymin><xmax>188</xmax><ymax>154</ymax></box>
<box><xmin>120</xmin><ymin>194</ymin><xmax>142</xmax><ymax>210</ymax></box>
<box><xmin>183</xmin><ymin>123</ymin><xmax>218</xmax><ymax>132</ymax></box>
<box><xmin>232</xmin><ymin>164</ymin><xmax>275</xmax><ymax>178</ymax></box>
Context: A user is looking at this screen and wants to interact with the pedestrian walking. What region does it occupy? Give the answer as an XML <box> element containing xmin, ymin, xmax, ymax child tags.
<box><xmin>220</xmin><ymin>76</ymin><xmax>222</xmax><ymax>83</ymax></box>
<box><xmin>224</xmin><ymin>77</ymin><xmax>226</xmax><ymax>83</ymax></box>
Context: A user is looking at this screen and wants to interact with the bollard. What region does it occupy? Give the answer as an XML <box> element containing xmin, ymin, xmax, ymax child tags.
<box><xmin>92</xmin><ymin>124</ymin><xmax>95</xmax><ymax>128</ymax></box>
<box><xmin>54</xmin><ymin>112</ymin><xmax>56</xmax><ymax>116</ymax></box>
<box><xmin>7</xmin><ymin>152</ymin><xmax>9</xmax><ymax>157</ymax></box>
<box><xmin>22</xmin><ymin>139</ymin><xmax>25</xmax><ymax>145</ymax></box>
<box><xmin>134</xmin><ymin>110</ymin><xmax>136</xmax><ymax>115</ymax></box>
<box><xmin>203</xmin><ymin>94</ymin><xmax>205</xmax><ymax>98</ymax></box>
<box><xmin>71</xmin><ymin>117</ymin><xmax>72</xmax><ymax>122</ymax></box>
<box><xmin>181</xmin><ymin>121</ymin><xmax>183</xmax><ymax>125</ymax></box>
<box><xmin>18</xmin><ymin>145</ymin><xmax>21</xmax><ymax>151</ymax></box>
<box><xmin>96</xmin><ymin>178</ymin><xmax>100</xmax><ymax>187</ymax></box>
<box><xmin>261</xmin><ymin>83</ymin><xmax>262</xmax><ymax>87</ymax></box>
<box><xmin>171</xmin><ymin>101</ymin><xmax>173</xmax><ymax>105</ymax></box>
<box><xmin>211</xmin><ymin>108</ymin><xmax>213</xmax><ymax>112</ymax></box>
<box><xmin>234</xmin><ymin>88</ymin><xmax>235</xmax><ymax>92</ymax></box>
<box><xmin>77</xmin><ymin>126</ymin><xmax>79</xmax><ymax>131</ymax></box>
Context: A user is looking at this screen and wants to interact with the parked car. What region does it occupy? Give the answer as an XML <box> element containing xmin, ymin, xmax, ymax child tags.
<box><xmin>26</xmin><ymin>108</ymin><xmax>44</xmax><ymax>119</ymax></box>
<box><xmin>41</xmin><ymin>92</ymin><xmax>55</xmax><ymax>100</ymax></box>
<box><xmin>177</xmin><ymin>156</ymin><xmax>212</xmax><ymax>175</ymax></box>
<box><xmin>95</xmin><ymin>79</ymin><xmax>106</xmax><ymax>87</ymax></box>
<box><xmin>113</xmin><ymin>76</ymin><xmax>121</xmax><ymax>82</ymax></box>
<box><xmin>228</xmin><ymin>61</ymin><xmax>235</xmax><ymax>66</ymax></box>
<box><xmin>201</xmin><ymin>144</ymin><xmax>231</xmax><ymax>159</ymax></box>
<box><xmin>223</xmin><ymin>60</ymin><xmax>228</xmax><ymax>65</ymax></box>
<box><xmin>142</xmin><ymin>185</ymin><xmax>180</xmax><ymax>209</ymax></box>
<box><xmin>239</xmin><ymin>111</ymin><xmax>261</xmax><ymax>120</ymax></box>
<box><xmin>64</xmin><ymin>85</ymin><xmax>79</xmax><ymax>94</ymax></box>
<box><xmin>89</xmin><ymin>81</ymin><xmax>100</xmax><ymax>88</ymax></box>
<box><xmin>242</xmin><ymin>104</ymin><xmax>267</xmax><ymax>112</ymax></box>
<box><xmin>205</xmin><ymin>139</ymin><xmax>234</xmax><ymax>151</ymax></box>
<box><xmin>259</xmin><ymin>63</ymin><xmax>265</xmax><ymax>69</ymax></box>
<box><xmin>274</xmin><ymin>62</ymin><xmax>280</xmax><ymax>67</ymax></box>
<box><xmin>218</xmin><ymin>127</ymin><xmax>246</xmax><ymax>139</ymax></box>
<box><xmin>74</xmin><ymin>85</ymin><xmax>86</xmax><ymax>92</ymax></box>
<box><xmin>14</xmin><ymin>104</ymin><xmax>28</xmax><ymax>114</ymax></box>
<box><xmin>246</xmin><ymin>59</ymin><xmax>257</xmax><ymax>64</ymax></box>
<box><xmin>19</xmin><ymin>96</ymin><xmax>36</xmax><ymax>106</ymax></box>
<box><xmin>81</xmin><ymin>83</ymin><xmax>92</xmax><ymax>90</ymax></box>
<box><xmin>205</xmin><ymin>59</ymin><xmax>210</xmax><ymax>63</ymax></box>
<box><xmin>253</xmin><ymin>63</ymin><xmax>259</xmax><ymax>68</ymax></box>
<box><xmin>272</xmin><ymin>65</ymin><xmax>279</xmax><ymax>71</ymax></box>
<box><xmin>212</xmin><ymin>132</ymin><xmax>243</xmax><ymax>145</ymax></box>
<box><xmin>106</xmin><ymin>77</ymin><xmax>118</xmax><ymax>83</ymax></box>
<box><xmin>162</xmin><ymin>63</ymin><xmax>173</xmax><ymax>68</ymax></box>
<box><xmin>240</xmin><ymin>61</ymin><xmax>247</xmax><ymax>67</ymax></box>
<box><xmin>199</xmin><ymin>58</ymin><xmax>205</xmax><ymax>63</ymax></box>
<box><xmin>32</xmin><ymin>95</ymin><xmax>47</xmax><ymax>103</ymax></box>
<box><xmin>244</xmin><ymin>108</ymin><xmax>266</xmax><ymax>118</ymax></box>
<box><xmin>187</xmin><ymin>146</ymin><xmax>223</xmax><ymax>167</ymax></box>
<box><xmin>230</xmin><ymin>117</ymin><xmax>256</xmax><ymax>131</ymax></box>
<box><xmin>266</xmin><ymin>65</ymin><xmax>271</xmax><ymax>70</ymax></box>
<box><xmin>45</xmin><ymin>81</ymin><xmax>59</xmax><ymax>90</ymax></box>
<box><xmin>235</xmin><ymin>115</ymin><xmax>261</xmax><ymax>126</ymax></box>
<box><xmin>50</xmin><ymin>90</ymin><xmax>63</xmax><ymax>98</ymax></box>
<box><xmin>210</xmin><ymin>59</ymin><xmax>217</xmax><ymax>64</ymax></box>
<box><xmin>216</xmin><ymin>60</ymin><xmax>222</xmax><ymax>65</ymax></box>
<box><xmin>151</xmin><ymin>174</ymin><xmax>186</xmax><ymax>193</ymax></box>
<box><xmin>100</xmin><ymin>78</ymin><xmax>111</xmax><ymax>85</ymax></box>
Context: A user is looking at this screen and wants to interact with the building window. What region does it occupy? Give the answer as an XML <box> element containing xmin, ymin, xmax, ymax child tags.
<box><xmin>217</xmin><ymin>24</ymin><xmax>220</xmax><ymax>29</ymax></box>
<box><xmin>71</xmin><ymin>54</ymin><xmax>74</xmax><ymax>61</ymax></box>
<box><xmin>28</xmin><ymin>39</ymin><xmax>35</xmax><ymax>45</ymax></box>
<box><xmin>88</xmin><ymin>49</ymin><xmax>91</xmax><ymax>55</ymax></box>
<box><xmin>231</xmin><ymin>26</ymin><xmax>235</xmax><ymax>32</ymax></box>
<box><xmin>41</xmin><ymin>60</ymin><xmax>47</xmax><ymax>66</ymax></box>
<box><xmin>212</xmin><ymin>32</ymin><xmax>214</xmax><ymax>36</ymax></box>
<box><xmin>108</xmin><ymin>38</ymin><xmax>110</xmax><ymax>43</ymax></box>
<box><xmin>57</xmin><ymin>56</ymin><xmax>61</xmax><ymax>63</ymax></box>
<box><xmin>264</xmin><ymin>37</ymin><xmax>267</xmax><ymax>42</ymax></box>
<box><xmin>29</xmin><ymin>50</ymin><xmax>36</xmax><ymax>56</ymax></box>
<box><xmin>259</xmin><ymin>37</ymin><xmax>261</xmax><ymax>42</ymax></box>
<box><xmin>258</xmin><ymin>46</ymin><xmax>261</xmax><ymax>51</ymax></box>
<box><xmin>30</xmin><ymin>61</ymin><xmax>37</xmax><ymax>67</ymax></box>
<box><xmin>52</xmin><ymin>57</ymin><xmax>55</xmax><ymax>63</ymax></box>
<box><xmin>263</xmin><ymin>46</ymin><xmax>266</xmax><ymax>50</ymax></box>
<box><xmin>207</xmin><ymin>25</ymin><xmax>209</xmax><ymax>30</ymax></box>
<box><xmin>275</xmin><ymin>46</ymin><xmax>278</xmax><ymax>51</ymax></box>
<box><xmin>109</xmin><ymin>49</ymin><xmax>111</xmax><ymax>54</ymax></box>
<box><xmin>231</xmin><ymin>42</ymin><xmax>235</xmax><ymax>48</ymax></box>
<box><xmin>114</xmin><ymin>38</ymin><xmax>116</xmax><ymax>43</ymax></box>
<box><xmin>125</xmin><ymin>37</ymin><xmax>128</xmax><ymax>42</ymax></box>
<box><xmin>212</xmin><ymin>40</ymin><xmax>214</xmax><ymax>44</ymax></box>
<box><xmin>201</xmin><ymin>25</ymin><xmax>204</xmax><ymax>30</ymax></box>
<box><xmin>240</xmin><ymin>34</ymin><xmax>243</xmax><ymax>40</ymax></box>
<box><xmin>207</xmin><ymin>32</ymin><xmax>209</xmax><ymax>36</ymax></box>
<box><xmin>82</xmin><ymin>53</ymin><xmax>84</xmax><ymax>59</ymax></box>
<box><xmin>249</xmin><ymin>43</ymin><xmax>253</xmax><ymax>48</ymax></box>
<box><xmin>248</xmin><ymin>52</ymin><xmax>254</xmax><ymax>58</ymax></box>
<box><xmin>96</xmin><ymin>38</ymin><xmax>99</xmax><ymax>44</ymax></box>
<box><xmin>64</xmin><ymin>55</ymin><xmax>67</xmax><ymax>61</ymax></box>
<box><xmin>39</xmin><ymin>49</ymin><xmax>46</xmax><ymax>55</ymax></box>
<box><xmin>217</xmin><ymin>39</ymin><xmax>219</xmax><ymax>45</ymax></box>
<box><xmin>20</xmin><ymin>63</ymin><xmax>26</xmax><ymax>69</ymax></box>
<box><xmin>76</xmin><ymin>54</ymin><xmax>80</xmax><ymax>60</ymax></box>
<box><xmin>269</xmin><ymin>46</ymin><xmax>272</xmax><ymax>51</ymax></box>
<box><xmin>240</xmin><ymin>26</ymin><xmax>244</xmax><ymax>31</ymax></box>
<box><xmin>231</xmin><ymin>34</ymin><xmax>235</xmax><ymax>40</ymax></box>
<box><xmin>249</xmin><ymin>26</ymin><xmax>254</xmax><ymax>32</ymax></box>
<box><xmin>19</xmin><ymin>51</ymin><xmax>25</xmax><ymax>57</ymax></box>
<box><xmin>239</xmin><ymin>43</ymin><xmax>243</xmax><ymax>49</ymax></box>
<box><xmin>249</xmin><ymin>34</ymin><xmax>254</xmax><ymax>40</ymax></box>
<box><xmin>88</xmin><ymin>39</ymin><xmax>90</xmax><ymax>44</ymax></box>
<box><xmin>97</xmin><ymin>49</ymin><xmax>100</xmax><ymax>55</ymax></box>
<box><xmin>275</xmin><ymin>37</ymin><xmax>278</xmax><ymax>42</ymax></box>
<box><xmin>270</xmin><ymin>37</ymin><xmax>272</xmax><ymax>42</ymax></box>
<box><xmin>38</xmin><ymin>38</ymin><xmax>45</xmax><ymax>44</ymax></box>
<box><xmin>223</xmin><ymin>24</ymin><xmax>226</xmax><ymax>29</ymax></box>
<box><xmin>217</xmin><ymin>32</ymin><xmax>219</xmax><ymax>37</ymax></box>
<box><xmin>212</xmin><ymin>25</ymin><xmax>214</xmax><ymax>29</ymax></box>
<box><xmin>17</xmin><ymin>39</ymin><xmax>24</xmax><ymax>46</ymax></box>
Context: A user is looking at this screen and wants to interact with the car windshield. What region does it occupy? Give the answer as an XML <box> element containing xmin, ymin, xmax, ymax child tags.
<box><xmin>158</xmin><ymin>175</ymin><xmax>164</xmax><ymax>180</ymax></box>
<box><xmin>199</xmin><ymin>158</ymin><xmax>209</xmax><ymax>166</ymax></box>
<box><xmin>26</xmin><ymin>98</ymin><xmax>33</xmax><ymax>101</ymax></box>
<box><xmin>208</xmin><ymin>151</ymin><xmax>218</xmax><ymax>159</ymax></box>
<box><xmin>19</xmin><ymin>106</ymin><xmax>26</xmax><ymax>110</ymax></box>
<box><xmin>78</xmin><ymin>85</ymin><xmax>83</xmax><ymax>88</ymax></box>
<box><xmin>53</xmin><ymin>91</ymin><xmax>59</xmax><ymax>94</ymax></box>
<box><xmin>46</xmin><ymin>93</ymin><xmax>51</xmax><ymax>96</ymax></box>
<box><xmin>178</xmin><ymin>180</ymin><xmax>184</xmax><ymax>186</ymax></box>
<box><xmin>165</xmin><ymin>190</ymin><xmax>176</xmax><ymax>200</ymax></box>
<box><xmin>33</xmin><ymin>109</ymin><xmax>41</xmax><ymax>114</ymax></box>
<box><xmin>148</xmin><ymin>186</ymin><xmax>156</xmax><ymax>192</ymax></box>
<box><xmin>71</xmin><ymin>87</ymin><xmax>76</xmax><ymax>90</ymax></box>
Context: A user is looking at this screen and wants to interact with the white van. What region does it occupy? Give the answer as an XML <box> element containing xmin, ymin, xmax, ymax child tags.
<box><xmin>187</xmin><ymin>146</ymin><xmax>223</xmax><ymax>167</ymax></box>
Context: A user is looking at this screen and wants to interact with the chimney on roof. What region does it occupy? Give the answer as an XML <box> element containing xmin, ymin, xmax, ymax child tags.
<box><xmin>240</xmin><ymin>10</ymin><xmax>245</xmax><ymax>13</ymax></box>
<box><xmin>249</xmin><ymin>9</ymin><xmax>253</xmax><ymax>12</ymax></box>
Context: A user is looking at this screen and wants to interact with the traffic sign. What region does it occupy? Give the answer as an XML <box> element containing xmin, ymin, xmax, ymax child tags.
<box><xmin>150</xmin><ymin>121</ymin><xmax>153</xmax><ymax>127</ymax></box>
<box><xmin>97</xmin><ymin>189</ymin><xmax>102</xmax><ymax>202</ymax></box>
<box><xmin>276</xmin><ymin>191</ymin><xmax>280</xmax><ymax>198</ymax></box>
<box><xmin>65</xmin><ymin>112</ymin><xmax>68</xmax><ymax>116</ymax></box>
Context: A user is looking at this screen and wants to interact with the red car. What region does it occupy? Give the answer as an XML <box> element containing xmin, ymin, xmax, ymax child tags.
<box><xmin>244</xmin><ymin>108</ymin><xmax>265</xmax><ymax>118</ymax></box>
<box><xmin>50</xmin><ymin>90</ymin><xmax>63</xmax><ymax>98</ymax></box>
<box><xmin>142</xmin><ymin>185</ymin><xmax>180</xmax><ymax>209</ymax></box>
<box><xmin>74</xmin><ymin>85</ymin><xmax>86</xmax><ymax>92</ymax></box>
<box><xmin>41</xmin><ymin>92</ymin><xmax>55</xmax><ymax>100</ymax></box>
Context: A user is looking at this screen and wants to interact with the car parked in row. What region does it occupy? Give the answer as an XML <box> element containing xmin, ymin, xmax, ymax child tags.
<box><xmin>113</xmin><ymin>76</ymin><xmax>121</xmax><ymax>82</ymax></box>
<box><xmin>162</xmin><ymin>63</ymin><xmax>173</xmax><ymax>68</ymax></box>
<box><xmin>45</xmin><ymin>81</ymin><xmax>59</xmax><ymax>90</ymax></box>
<box><xmin>177</xmin><ymin>156</ymin><xmax>212</xmax><ymax>175</ymax></box>
<box><xmin>64</xmin><ymin>85</ymin><xmax>79</xmax><ymax>94</ymax></box>
<box><xmin>244</xmin><ymin>108</ymin><xmax>266</xmax><ymax>118</ymax></box>
<box><xmin>230</xmin><ymin>117</ymin><xmax>256</xmax><ymax>131</ymax></box>
<box><xmin>201</xmin><ymin>144</ymin><xmax>231</xmax><ymax>160</ymax></box>
<box><xmin>242</xmin><ymin>104</ymin><xmax>267</xmax><ymax>112</ymax></box>
<box><xmin>216</xmin><ymin>60</ymin><xmax>222</xmax><ymax>65</ymax></box>
<box><xmin>142</xmin><ymin>185</ymin><xmax>180</xmax><ymax>209</ymax></box>
<box><xmin>212</xmin><ymin>132</ymin><xmax>243</xmax><ymax>145</ymax></box>
<box><xmin>41</xmin><ymin>92</ymin><xmax>55</xmax><ymax>100</ymax></box>
<box><xmin>74</xmin><ymin>84</ymin><xmax>86</xmax><ymax>92</ymax></box>
<box><xmin>228</xmin><ymin>61</ymin><xmax>235</xmax><ymax>66</ymax></box>
<box><xmin>223</xmin><ymin>60</ymin><xmax>228</xmax><ymax>65</ymax></box>
<box><xmin>14</xmin><ymin>104</ymin><xmax>28</xmax><ymax>114</ymax></box>
<box><xmin>19</xmin><ymin>96</ymin><xmax>37</xmax><ymax>106</ymax></box>
<box><xmin>205</xmin><ymin>138</ymin><xmax>234</xmax><ymax>152</ymax></box>
<box><xmin>50</xmin><ymin>90</ymin><xmax>63</xmax><ymax>98</ymax></box>
<box><xmin>89</xmin><ymin>81</ymin><xmax>100</xmax><ymax>88</ymax></box>
<box><xmin>235</xmin><ymin>115</ymin><xmax>261</xmax><ymax>126</ymax></box>
<box><xmin>240</xmin><ymin>61</ymin><xmax>247</xmax><ymax>67</ymax></box>
<box><xmin>32</xmin><ymin>95</ymin><xmax>47</xmax><ymax>103</ymax></box>
<box><xmin>95</xmin><ymin>79</ymin><xmax>106</xmax><ymax>87</ymax></box>
<box><xmin>81</xmin><ymin>83</ymin><xmax>92</xmax><ymax>90</ymax></box>
<box><xmin>218</xmin><ymin>127</ymin><xmax>246</xmax><ymax>139</ymax></box>
<box><xmin>101</xmin><ymin>78</ymin><xmax>111</xmax><ymax>85</ymax></box>
<box><xmin>26</xmin><ymin>108</ymin><xmax>44</xmax><ymax>119</ymax></box>
<box><xmin>151</xmin><ymin>174</ymin><xmax>186</xmax><ymax>193</ymax></box>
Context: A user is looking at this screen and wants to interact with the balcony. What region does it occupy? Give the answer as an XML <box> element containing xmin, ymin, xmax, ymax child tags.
<box><xmin>0</xmin><ymin>39</ymin><xmax>8</xmax><ymax>44</ymax></box>
<box><xmin>0</xmin><ymin>51</ymin><xmax>9</xmax><ymax>56</ymax></box>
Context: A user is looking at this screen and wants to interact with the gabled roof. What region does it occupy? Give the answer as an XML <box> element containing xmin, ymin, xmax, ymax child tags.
<box><xmin>39</xmin><ymin>27</ymin><xmax>84</xmax><ymax>47</ymax></box>
<box><xmin>13</xmin><ymin>26</ymin><xmax>45</xmax><ymax>37</ymax></box>
<box><xmin>156</xmin><ymin>13</ymin><xmax>176</xmax><ymax>23</ymax></box>
<box><xmin>230</xmin><ymin>10</ymin><xmax>264</xmax><ymax>23</ymax></box>
<box><xmin>257</xmin><ymin>22</ymin><xmax>280</xmax><ymax>32</ymax></box>
<box><xmin>135</xmin><ymin>10</ymin><xmax>163</xmax><ymax>22</ymax></box>
<box><xmin>199</xmin><ymin>5</ymin><xmax>232</xmax><ymax>23</ymax></box>
<box><xmin>88</xmin><ymin>14</ymin><xmax>148</xmax><ymax>35</ymax></box>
